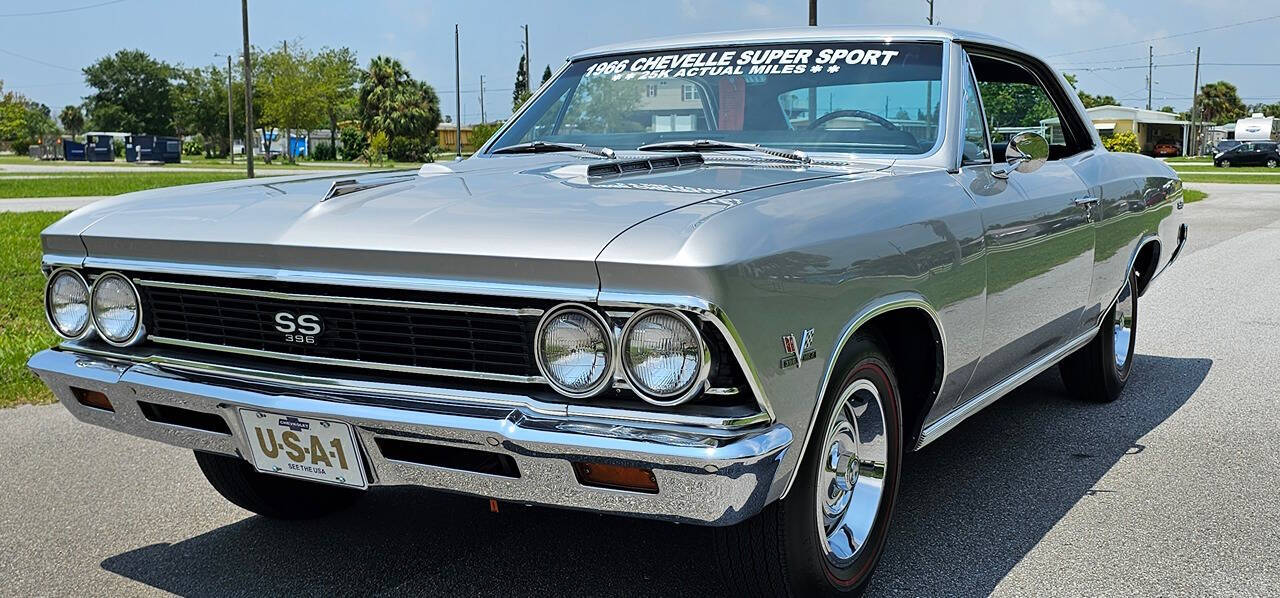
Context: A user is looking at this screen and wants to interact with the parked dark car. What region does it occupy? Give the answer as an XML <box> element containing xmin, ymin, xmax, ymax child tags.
<box><xmin>1215</xmin><ymin>141</ymin><xmax>1280</xmax><ymax>168</ymax></box>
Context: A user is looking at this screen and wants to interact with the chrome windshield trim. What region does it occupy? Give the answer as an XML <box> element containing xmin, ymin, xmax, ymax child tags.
<box><xmin>56</xmin><ymin>342</ymin><xmax>769</xmax><ymax>432</ymax></box>
<box><xmin>80</xmin><ymin>257</ymin><xmax>597</xmax><ymax>302</ymax></box>
<box><xmin>148</xmin><ymin>336</ymin><xmax>548</xmax><ymax>385</ymax></box>
<box><xmin>133</xmin><ymin>279</ymin><xmax>546</xmax><ymax>317</ymax></box>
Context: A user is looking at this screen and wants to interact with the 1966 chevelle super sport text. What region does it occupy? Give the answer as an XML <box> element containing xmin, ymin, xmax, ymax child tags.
<box><xmin>30</xmin><ymin>26</ymin><xmax>1186</xmax><ymax>595</ymax></box>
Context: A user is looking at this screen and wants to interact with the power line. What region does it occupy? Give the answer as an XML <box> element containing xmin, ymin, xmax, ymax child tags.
<box><xmin>1048</xmin><ymin>14</ymin><xmax>1280</xmax><ymax>57</ymax></box>
<box><xmin>0</xmin><ymin>0</ymin><xmax>126</xmax><ymax>17</ymax></box>
<box><xmin>1070</xmin><ymin>62</ymin><xmax>1280</xmax><ymax>71</ymax></box>
<box><xmin>1055</xmin><ymin>50</ymin><xmax>1191</xmax><ymax>67</ymax></box>
<box><xmin>0</xmin><ymin>48</ymin><xmax>78</xmax><ymax>71</ymax></box>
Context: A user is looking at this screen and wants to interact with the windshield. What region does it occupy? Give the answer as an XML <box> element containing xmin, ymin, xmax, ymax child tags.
<box><xmin>490</xmin><ymin>41</ymin><xmax>945</xmax><ymax>157</ymax></box>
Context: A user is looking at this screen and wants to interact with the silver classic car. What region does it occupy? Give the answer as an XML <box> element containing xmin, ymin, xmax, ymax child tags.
<box><xmin>30</xmin><ymin>26</ymin><xmax>1186</xmax><ymax>596</ymax></box>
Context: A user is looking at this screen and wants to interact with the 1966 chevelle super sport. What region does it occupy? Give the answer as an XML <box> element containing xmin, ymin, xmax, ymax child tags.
<box><xmin>30</xmin><ymin>26</ymin><xmax>1186</xmax><ymax>595</ymax></box>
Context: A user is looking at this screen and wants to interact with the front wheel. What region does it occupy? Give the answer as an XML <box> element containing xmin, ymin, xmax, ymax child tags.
<box><xmin>1219</xmin><ymin>159</ymin><xmax>1231</xmax><ymax>168</ymax></box>
<box><xmin>194</xmin><ymin>451</ymin><xmax>364</xmax><ymax>519</ymax></box>
<box><xmin>1060</xmin><ymin>269</ymin><xmax>1138</xmax><ymax>402</ymax></box>
<box><xmin>714</xmin><ymin>334</ymin><xmax>902</xmax><ymax>596</ymax></box>
<box><xmin>1267</xmin><ymin>158</ymin><xmax>1278</xmax><ymax>168</ymax></box>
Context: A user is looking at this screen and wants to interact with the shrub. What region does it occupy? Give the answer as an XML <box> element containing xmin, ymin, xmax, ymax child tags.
<box><xmin>388</xmin><ymin>136</ymin><xmax>433</xmax><ymax>162</ymax></box>
<box><xmin>338</xmin><ymin>126</ymin><xmax>366</xmax><ymax>161</ymax></box>
<box><xmin>11</xmin><ymin>138</ymin><xmax>32</xmax><ymax>156</ymax></box>
<box><xmin>469</xmin><ymin>122</ymin><xmax>501</xmax><ymax>152</ymax></box>
<box><xmin>1102</xmin><ymin>131</ymin><xmax>1139</xmax><ymax>153</ymax></box>
<box><xmin>182</xmin><ymin>139</ymin><xmax>202</xmax><ymax>156</ymax></box>
<box><xmin>113</xmin><ymin>141</ymin><xmax>124</xmax><ymax>157</ymax></box>
<box><xmin>363</xmin><ymin>131</ymin><xmax>388</xmax><ymax>166</ymax></box>
<box><xmin>312</xmin><ymin>141</ymin><xmax>336</xmax><ymax>161</ymax></box>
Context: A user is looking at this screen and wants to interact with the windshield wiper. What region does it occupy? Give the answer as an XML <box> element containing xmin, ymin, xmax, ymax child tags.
<box><xmin>491</xmin><ymin>141</ymin><xmax>616</xmax><ymax>159</ymax></box>
<box><xmin>636</xmin><ymin>139</ymin><xmax>812</xmax><ymax>164</ymax></box>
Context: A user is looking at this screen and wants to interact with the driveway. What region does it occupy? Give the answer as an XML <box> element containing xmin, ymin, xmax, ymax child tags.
<box><xmin>1</xmin><ymin>183</ymin><xmax>1277</xmax><ymax>596</ymax></box>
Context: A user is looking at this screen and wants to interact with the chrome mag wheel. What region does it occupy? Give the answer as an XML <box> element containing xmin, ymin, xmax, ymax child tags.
<box><xmin>1113</xmin><ymin>277</ymin><xmax>1134</xmax><ymax>372</ymax></box>
<box><xmin>815</xmin><ymin>378</ymin><xmax>887</xmax><ymax>568</ymax></box>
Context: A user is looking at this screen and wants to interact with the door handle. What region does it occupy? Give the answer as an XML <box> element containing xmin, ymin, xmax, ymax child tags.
<box><xmin>1073</xmin><ymin>196</ymin><xmax>1100</xmax><ymax>206</ymax></box>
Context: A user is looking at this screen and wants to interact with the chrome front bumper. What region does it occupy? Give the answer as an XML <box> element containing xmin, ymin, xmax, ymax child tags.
<box><xmin>28</xmin><ymin>348</ymin><xmax>792</xmax><ymax>526</ymax></box>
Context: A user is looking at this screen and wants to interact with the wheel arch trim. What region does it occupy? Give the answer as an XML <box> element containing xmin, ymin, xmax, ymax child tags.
<box><xmin>1100</xmin><ymin>235</ymin><xmax>1161</xmax><ymax>329</ymax></box>
<box><xmin>779</xmin><ymin>292</ymin><xmax>947</xmax><ymax>499</ymax></box>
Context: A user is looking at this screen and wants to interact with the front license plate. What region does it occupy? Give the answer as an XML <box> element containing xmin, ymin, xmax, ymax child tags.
<box><xmin>239</xmin><ymin>409</ymin><xmax>367</xmax><ymax>489</ymax></box>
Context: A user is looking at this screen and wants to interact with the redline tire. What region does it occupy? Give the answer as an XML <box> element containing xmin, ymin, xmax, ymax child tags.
<box><xmin>714</xmin><ymin>333</ymin><xmax>903</xmax><ymax>596</ymax></box>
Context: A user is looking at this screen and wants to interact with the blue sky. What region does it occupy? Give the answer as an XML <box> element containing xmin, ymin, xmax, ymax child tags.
<box><xmin>2</xmin><ymin>0</ymin><xmax>1277</xmax><ymax>124</ymax></box>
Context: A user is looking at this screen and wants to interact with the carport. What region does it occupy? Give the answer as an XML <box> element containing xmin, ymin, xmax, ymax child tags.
<box><xmin>1042</xmin><ymin>105</ymin><xmax>1191</xmax><ymax>155</ymax></box>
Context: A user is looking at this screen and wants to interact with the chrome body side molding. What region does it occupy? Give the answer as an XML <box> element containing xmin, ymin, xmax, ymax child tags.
<box><xmin>916</xmin><ymin>327</ymin><xmax>1097</xmax><ymax>448</ymax></box>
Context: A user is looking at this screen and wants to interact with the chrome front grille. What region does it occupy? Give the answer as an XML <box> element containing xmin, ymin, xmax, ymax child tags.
<box><xmin>136</xmin><ymin>280</ymin><xmax>544</xmax><ymax>383</ymax></box>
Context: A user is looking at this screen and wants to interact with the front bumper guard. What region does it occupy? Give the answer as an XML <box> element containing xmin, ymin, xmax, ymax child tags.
<box><xmin>28</xmin><ymin>348</ymin><xmax>792</xmax><ymax>526</ymax></box>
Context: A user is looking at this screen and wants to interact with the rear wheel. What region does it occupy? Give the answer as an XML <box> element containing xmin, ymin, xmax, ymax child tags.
<box><xmin>1219</xmin><ymin>159</ymin><xmax>1231</xmax><ymax>168</ymax></box>
<box><xmin>714</xmin><ymin>334</ymin><xmax>902</xmax><ymax>596</ymax></box>
<box><xmin>1060</xmin><ymin>269</ymin><xmax>1137</xmax><ymax>402</ymax></box>
<box><xmin>1267</xmin><ymin>158</ymin><xmax>1278</xmax><ymax>168</ymax></box>
<box><xmin>194</xmin><ymin>451</ymin><xmax>363</xmax><ymax>519</ymax></box>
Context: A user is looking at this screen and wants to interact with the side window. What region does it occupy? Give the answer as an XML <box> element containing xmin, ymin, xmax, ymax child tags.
<box><xmin>961</xmin><ymin>59</ymin><xmax>990</xmax><ymax>165</ymax></box>
<box><xmin>969</xmin><ymin>53</ymin><xmax>1093</xmax><ymax>160</ymax></box>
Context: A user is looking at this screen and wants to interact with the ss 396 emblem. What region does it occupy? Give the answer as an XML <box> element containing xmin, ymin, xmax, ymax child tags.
<box><xmin>273</xmin><ymin>311</ymin><xmax>323</xmax><ymax>344</ymax></box>
<box><xmin>780</xmin><ymin>328</ymin><xmax>816</xmax><ymax>369</ymax></box>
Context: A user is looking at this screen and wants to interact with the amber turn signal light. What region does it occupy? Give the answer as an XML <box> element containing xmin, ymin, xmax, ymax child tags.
<box><xmin>572</xmin><ymin>462</ymin><xmax>659</xmax><ymax>494</ymax></box>
<box><xmin>71</xmin><ymin>387</ymin><xmax>113</xmax><ymax>412</ymax></box>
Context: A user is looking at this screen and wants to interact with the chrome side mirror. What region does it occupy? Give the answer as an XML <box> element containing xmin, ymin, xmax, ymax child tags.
<box><xmin>993</xmin><ymin>131</ymin><xmax>1049</xmax><ymax>179</ymax></box>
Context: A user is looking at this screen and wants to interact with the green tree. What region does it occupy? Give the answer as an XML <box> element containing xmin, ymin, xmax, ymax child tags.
<box><xmin>563</xmin><ymin>77</ymin><xmax>643</xmax><ymax>133</ymax></box>
<box><xmin>59</xmin><ymin>105</ymin><xmax>84</xmax><ymax>137</ymax></box>
<box><xmin>1246</xmin><ymin>102</ymin><xmax>1280</xmax><ymax>118</ymax></box>
<box><xmin>512</xmin><ymin>55</ymin><xmax>530</xmax><ymax>111</ymax></box>
<box><xmin>1198</xmin><ymin>81</ymin><xmax>1247</xmax><ymax>125</ymax></box>
<box><xmin>1159</xmin><ymin>105</ymin><xmax>1175</xmax><ymax>113</ymax></box>
<box><xmin>172</xmin><ymin>66</ymin><xmax>231</xmax><ymax>156</ymax></box>
<box><xmin>83</xmin><ymin>49</ymin><xmax>175</xmax><ymax>133</ymax></box>
<box><xmin>358</xmin><ymin>56</ymin><xmax>441</xmax><ymax>153</ymax></box>
<box><xmin>257</xmin><ymin>41</ymin><xmax>324</xmax><ymax>163</ymax></box>
<box><xmin>978</xmin><ymin>81</ymin><xmax>1056</xmax><ymax>127</ymax></box>
<box><xmin>541</xmin><ymin>65</ymin><xmax>552</xmax><ymax>86</ymax></box>
<box><xmin>1063</xmin><ymin>73</ymin><xmax>1117</xmax><ymax>108</ymax></box>
<box><xmin>313</xmin><ymin>47</ymin><xmax>360</xmax><ymax>160</ymax></box>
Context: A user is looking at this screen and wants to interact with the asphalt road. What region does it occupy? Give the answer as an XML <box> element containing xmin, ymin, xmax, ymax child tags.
<box><xmin>2</xmin><ymin>183</ymin><xmax>1278</xmax><ymax>597</ymax></box>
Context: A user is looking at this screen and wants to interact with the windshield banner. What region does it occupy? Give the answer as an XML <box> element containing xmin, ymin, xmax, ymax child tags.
<box><xmin>584</xmin><ymin>46</ymin><xmax>903</xmax><ymax>80</ymax></box>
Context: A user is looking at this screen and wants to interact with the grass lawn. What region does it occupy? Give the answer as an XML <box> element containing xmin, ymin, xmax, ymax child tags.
<box><xmin>1171</xmin><ymin>165</ymin><xmax>1278</xmax><ymax>173</ymax></box>
<box><xmin>1177</xmin><ymin>173</ymin><xmax>1280</xmax><ymax>184</ymax></box>
<box><xmin>0</xmin><ymin>172</ymin><xmax>258</xmax><ymax>198</ymax></box>
<box><xmin>0</xmin><ymin>212</ymin><xmax>67</xmax><ymax>407</ymax></box>
<box><xmin>1183</xmin><ymin>189</ymin><xmax>1207</xmax><ymax>203</ymax></box>
<box><xmin>1</xmin><ymin>154</ymin><xmax>458</xmax><ymax>169</ymax></box>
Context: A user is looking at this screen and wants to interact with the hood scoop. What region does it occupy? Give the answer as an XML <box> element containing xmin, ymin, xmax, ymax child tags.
<box><xmin>322</xmin><ymin>175</ymin><xmax>415</xmax><ymax>201</ymax></box>
<box><xmin>587</xmin><ymin>153</ymin><xmax>704</xmax><ymax>178</ymax></box>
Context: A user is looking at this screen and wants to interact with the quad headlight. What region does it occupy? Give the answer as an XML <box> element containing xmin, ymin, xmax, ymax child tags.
<box><xmin>620</xmin><ymin>309</ymin><xmax>708</xmax><ymax>406</ymax></box>
<box><xmin>89</xmin><ymin>272</ymin><xmax>142</xmax><ymax>346</ymax></box>
<box><xmin>45</xmin><ymin>269</ymin><xmax>92</xmax><ymax>339</ymax></box>
<box><xmin>535</xmin><ymin>305</ymin><xmax>614</xmax><ymax>398</ymax></box>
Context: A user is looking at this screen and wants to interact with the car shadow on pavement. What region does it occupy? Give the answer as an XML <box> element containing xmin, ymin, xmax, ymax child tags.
<box><xmin>100</xmin><ymin>354</ymin><xmax>1209</xmax><ymax>598</ymax></box>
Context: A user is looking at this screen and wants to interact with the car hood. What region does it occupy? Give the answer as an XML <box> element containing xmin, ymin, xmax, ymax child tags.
<box><xmin>54</xmin><ymin>154</ymin><xmax>871</xmax><ymax>297</ymax></box>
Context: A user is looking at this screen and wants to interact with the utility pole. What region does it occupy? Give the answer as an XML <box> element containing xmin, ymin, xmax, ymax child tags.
<box><xmin>1190</xmin><ymin>46</ymin><xmax>1201</xmax><ymax>156</ymax></box>
<box><xmin>1146</xmin><ymin>45</ymin><xmax>1153</xmax><ymax>111</ymax></box>
<box><xmin>240</xmin><ymin>0</ymin><xmax>254</xmax><ymax>178</ymax></box>
<box><xmin>455</xmin><ymin>24</ymin><xmax>462</xmax><ymax>158</ymax></box>
<box><xmin>926</xmin><ymin>0</ymin><xmax>934</xmax><ymax>25</ymax></box>
<box><xmin>521</xmin><ymin>25</ymin><xmax>530</xmax><ymax>90</ymax></box>
<box><xmin>808</xmin><ymin>0</ymin><xmax>817</xmax><ymax>25</ymax></box>
<box><xmin>216</xmin><ymin>54</ymin><xmax>234</xmax><ymax>165</ymax></box>
<box><xmin>479</xmin><ymin>75</ymin><xmax>486</xmax><ymax>124</ymax></box>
